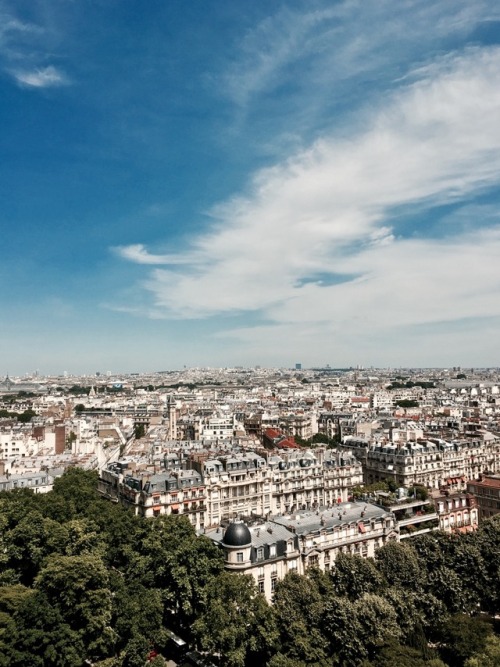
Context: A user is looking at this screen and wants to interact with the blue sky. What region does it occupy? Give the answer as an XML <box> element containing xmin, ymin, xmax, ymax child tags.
<box><xmin>2</xmin><ymin>0</ymin><xmax>500</xmax><ymax>374</ymax></box>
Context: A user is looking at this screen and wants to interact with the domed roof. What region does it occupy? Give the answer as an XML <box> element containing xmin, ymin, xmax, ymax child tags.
<box><xmin>223</xmin><ymin>522</ymin><xmax>251</xmax><ymax>547</ymax></box>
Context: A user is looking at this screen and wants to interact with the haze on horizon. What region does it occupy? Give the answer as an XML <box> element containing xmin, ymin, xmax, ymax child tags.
<box><xmin>2</xmin><ymin>1</ymin><xmax>500</xmax><ymax>375</ymax></box>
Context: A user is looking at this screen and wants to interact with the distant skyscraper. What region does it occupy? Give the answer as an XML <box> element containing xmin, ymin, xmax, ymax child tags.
<box><xmin>295</xmin><ymin>363</ymin><xmax>302</xmax><ymax>370</ymax></box>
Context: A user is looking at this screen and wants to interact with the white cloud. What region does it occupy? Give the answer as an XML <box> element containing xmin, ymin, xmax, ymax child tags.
<box><xmin>221</xmin><ymin>0</ymin><xmax>500</xmax><ymax>114</ymax></box>
<box><xmin>115</xmin><ymin>43</ymin><xmax>500</xmax><ymax>363</ymax></box>
<box><xmin>113</xmin><ymin>244</ymin><xmax>196</xmax><ymax>266</ymax></box>
<box><xmin>0</xmin><ymin>3</ymin><xmax>70</xmax><ymax>89</ymax></box>
<box><xmin>12</xmin><ymin>64</ymin><xmax>68</xmax><ymax>88</ymax></box>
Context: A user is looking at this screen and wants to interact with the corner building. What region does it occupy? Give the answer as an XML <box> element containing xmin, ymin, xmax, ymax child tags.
<box><xmin>206</xmin><ymin>501</ymin><xmax>398</xmax><ymax>603</ymax></box>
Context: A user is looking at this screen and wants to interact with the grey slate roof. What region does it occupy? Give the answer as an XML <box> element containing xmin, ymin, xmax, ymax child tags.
<box><xmin>272</xmin><ymin>501</ymin><xmax>391</xmax><ymax>536</ymax></box>
<box><xmin>207</xmin><ymin>521</ymin><xmax>295</xmax><ymax>548</ymax></box>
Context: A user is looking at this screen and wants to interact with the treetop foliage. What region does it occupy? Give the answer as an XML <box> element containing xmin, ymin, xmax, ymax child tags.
<box><xmin>0</xmin><ymin>469</ymin><xmax>499</xmax><ymax>666</ymax></box>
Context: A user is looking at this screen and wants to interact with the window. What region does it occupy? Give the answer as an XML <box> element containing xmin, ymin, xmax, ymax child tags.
<box><xmin>257</xmin><ymin>547</ymin><xmax>264</xmax><ymax>561</ymax></box>
<box><xmin>237</xmin><ymin>552</ymin><xmax>243</xmax><ymax>562</ymax></box>
<box><xmin>269</xmin><ymin>544</ymin><xmax>276</xmax><ymax>558</ymax></box>
<box><xmin>258</xmin><ymin>568</ymin><xmax>265</xmax><ymax>594</ymax></box>
<box><xmin>271</xmin><ymin>577</ymin><xmax>277</xmax><ymax>592</ymax></box>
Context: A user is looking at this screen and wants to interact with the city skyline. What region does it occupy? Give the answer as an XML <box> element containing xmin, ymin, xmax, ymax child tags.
<box><xmin>2</xmin><ymin>1</ymin><xmax>500</xmax><ymax>375</ymax></box>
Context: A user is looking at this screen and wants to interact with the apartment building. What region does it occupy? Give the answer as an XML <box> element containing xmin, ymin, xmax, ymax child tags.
<box><xmin>98</xmin><ymin>447</ymin><xmax>363</xmax><ymax>530</ymax></box>
<box><xmin>98</xmin><ymin>461</ymin><xmax>207</xmax><ymax>530</ymax></box>
<box><xmin>206</xmin><ymin>501</ymin><xmax>397</xmax><ymax>602</ymax></box>
<box><xmin>467</xmin><ymin>474</ymin><xmax>500</xmax><ymax>519</ymax></box>
<box><xmin>344</xmin><ymin>437</ymin><xmax>500</xmax><ymax>490</ymax></box>
<box><xmin>0</xmin><ymin>471</ymin><xmax>53</xmax><ymax>493</ymax></box>
<box><xmin>207</xmin><ymin>521</ymin><xmax>300</xmax><ymax>602</ymax></box>
<box><xmin>434</xmin><ymin>492</ymin><xmax>479</xmax><ymax>533</ymax></box>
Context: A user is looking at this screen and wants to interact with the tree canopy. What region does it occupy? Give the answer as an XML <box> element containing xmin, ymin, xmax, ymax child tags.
<box><xmin>0</xmin><ymin>470</ymin><xmax>499</xmax><ymax>666</ymax></box>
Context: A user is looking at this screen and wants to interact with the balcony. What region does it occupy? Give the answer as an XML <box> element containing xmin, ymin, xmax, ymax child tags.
<box><xmin>184</xmin><ymin>504</ymin><xmax>206</xmax><ymax>513</ymax></box>
<box><xmin>400</xmin><ymin>525</ymin><xmax>440</xmax><ymax>539</ymax></box>
<box><xmin>397</xmin><ymin>512</ymin><xmax>439</xmax><ymax>528</ymax></box>
<box><xmin>303</xmin><ymin>528</ymin><xmax>388</xmax><ymax>553</ymax></box>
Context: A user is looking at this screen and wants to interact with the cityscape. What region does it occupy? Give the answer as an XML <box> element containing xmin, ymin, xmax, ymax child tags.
<box><xmin>2</xmin><ymin>367</ymin><xmax>500</xmax><ymax>620</ymax></box>
<box><xmin>2</xmin><ymin>0</ymin><xmax>500</xmax><ymax>665</ymax></box>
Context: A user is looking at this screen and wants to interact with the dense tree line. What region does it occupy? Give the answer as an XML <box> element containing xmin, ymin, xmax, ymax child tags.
<box><xmin>0</xmin><ymin>470</ymin><xmax>499</xmax><ymax>666</ymax></box>
<box><xmin>0</xmin><ymin>408</ymin><xmax>37</xmax><ymax>423</ymax></box>
<box><xmin>387</xmin><ymin>381</ymin><xmax>436</xmax><ymax>390</ymax></box>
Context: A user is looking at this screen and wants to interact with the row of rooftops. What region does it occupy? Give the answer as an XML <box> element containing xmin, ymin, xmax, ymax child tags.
<box><xmin>272</xmin><ymin>501</ymin><xmax>391</xmax><ymax>535</ymax></box>
<box><xmin>345</xmin><ymin>437</ymin><xmax>496</xmax><ymax>456</ymax></box>
<box><xmin>207</xmin><ymin>501</ymin><xmax>392</xmax><ymax>549</ymax></box>
<box><xmin>105</xmin><ymin>447</ymin><xmax>362</xmax><ymax>495</ymax></box>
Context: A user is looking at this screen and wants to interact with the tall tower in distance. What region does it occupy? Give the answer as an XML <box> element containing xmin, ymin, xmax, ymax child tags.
<box><xmin>166</xmin><ymin>395</ymin><xmax>177</xmax><ymax>440</ymax></box>
<box><xmin>295</xmin><ymin>363</ymin><xmax>302</xmax><ymax>370</ymax></box>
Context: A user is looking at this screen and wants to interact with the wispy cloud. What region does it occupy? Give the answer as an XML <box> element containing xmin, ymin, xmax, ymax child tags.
<box><xmin>221</xmin><ymin>0</ymin><xmax>500</xmax><ymax>118</ymax></box>
<box><xmin>113</xmin><ymin>244</ymin><xmax>195</xmax><ymax>266</ymax></box>
<box><xmin>124</xmin><ymin>47</ymin><xmax>500</xmax><ymax>313</ymax></box>
<box><xmin>115</xmin><ymin>43</ymin><xmax>500</xmax><ymax>366</ymax></box>
<box><xmin>12</xmin><ymin>64</ymin><xmax>68</xmax><ymax>87</ymax></box>
<box><xmin>0</xmin><ymin>2</ymin><xmax>70</xmax><ymax>88</ymax></box>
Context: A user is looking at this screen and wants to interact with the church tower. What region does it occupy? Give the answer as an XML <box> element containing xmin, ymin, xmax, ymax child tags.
<box><xmin>166</xmin><ymin>395</ymin><xmax>177</xmax><ymax>440</ymax></box>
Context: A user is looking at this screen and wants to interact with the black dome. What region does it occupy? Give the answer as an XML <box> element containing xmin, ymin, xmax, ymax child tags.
<box><xmin>223</xmin><ymin>522</ymin><xmax>251</xmax><ymax>547</ymax></box>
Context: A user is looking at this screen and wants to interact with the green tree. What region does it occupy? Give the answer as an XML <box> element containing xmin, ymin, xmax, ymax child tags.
<box><xmin>63</xmin><ymin>518</ymin><xmax>107</xmax><ymax>557</ymax></box>
<box><xmin>133</xmin><ymin>423</ymin><xmax>146</xmax><ymax>439</ymax></box>
<box><xmin>321</xmin><ymin>596</ymin><xmax>366</xmax><ymax>666</ymax></box>
<box><xmin>330</xmin><ymin>553</ymin><xmax>384</xmax><ymax>600</ymax></box>
<box><xmin>427</xmin><ymin>565</ymin><xmax>471</xmax><ymax>613</ymax></box>
<box><xmin>90</xmin><ymin>500</ymin><xmax>147</xmax><ymax>570</ymax></box>
<box><xmin>17</xmin><ymin>409</ymin><xmax>37</xmax><ymax>423</ymax></box>
<box><xmin>123</xmin><ymin>635</ymin><xmax>150</xmax><ymax>667</ymax></box>
<box><xmin>273</xmin><ymin>571</ymin><xmax>328</xmax><ymax>664</ymax></box>
<box><xmin>7</xmin><ymin>590</ymin><xmax>84</xmax><ymax>667</ymax></box>
<box><xmin>65</xmin><ymin>431</ymin><xmax>77</xmax><ymax>450</ymax></box>
<box><xmin>366</xmin><ymin>641</ymin><xmax>446</xmax><ymax>667</ymax></box>
<box><xmin>436</xmin><ymin>614</ymin><xmax>493</xmax><ymax>667</ymax></box>
<box><xmin>267</xmin><ymin>655</ymin><xmax>307</xmax><ymax>667</ymax></box>
<box><xmin>112</xmin><ymin>580</ymin><xmax>164</xmax><ymax>656</ymax></box>
<box><xmin>192</xmin><ymin>572</ymin><xmax>278</xmax><ymax>667</ymax></box>
<box><xmin>395</xmin><ymin>400</ymin><xmax>419</xmax><ymax>408</ymax></box>
<box><xmin>474</xmin><ymin>515</ymin><xmax>500</xmax><ymax>613</ymax></box>
<box><xmin>374</xmin><ymin>541</ymin><xmax>424</xmax><ymax>591</ymax></box>
<box><xmin>465</xmin><ymin>633</ymin><xmax>500</xmax><ymax>667</ymax></box>
<box><xmin>0</xmin><ymin>585</ymin><xmax>32</xmax><ymax>665</ymax></box>
<box><xmin>383</xmin><ymin>588</ymin><xmax>429</xmax><ymax>643</ymax></box>
<box><xmin>3</xmin><ymin>511</ymin><xmax>68</xmax><ymax>585</ymax></box>
<box><xmin>35</xmin><ymin>554</ymin><xmax>115</xmax><ymax>658</ymax></box>
<box><xmin>354</xmin><ymin>593</ymin><xmax>402</xmax><ymax>661</ymax></box>
<box><xmin>414</xmin><ymin>531</ymin><xmax>488</xmax><ymax>609</ymax></box>
<box><xmin>51</xmin><ymin>468</ymin><xmax>100</xmax><ymax>515</ymax></box>
<box><xmin>413</xmin><ymin>485</ymin><xmax>429</xmax><ymax>500</ymax></box>
<box><xmin>139</xmin><ymin>515</ymin><xmax>223</xmax><ymax>628</ymax></box>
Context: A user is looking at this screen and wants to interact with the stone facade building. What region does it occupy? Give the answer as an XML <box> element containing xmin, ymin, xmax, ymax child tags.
<box><xmin>206</xmin><ymin>501</ymin><xmax>398</xmax><ymax>602</ymax></box>
<box><xmin>98</xmin><ymin>447</ymin><xmax>363</xmax><ymax>530</ymax></box>
<box><xmin>467</xmin><ymin>474</ymin><xmax>500</xmax><ymax>520</ymax></box>
<box><xmin>344</xmin><ymin>437</ymin><xmax>500</xmax><ymax>490</ymax></box>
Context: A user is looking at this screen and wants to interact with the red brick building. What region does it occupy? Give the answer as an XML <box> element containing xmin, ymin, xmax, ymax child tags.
<box><xmin>467</xmin><ymin>474</ymin><xmax>500</xmax><ymax>520</ymax></box>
